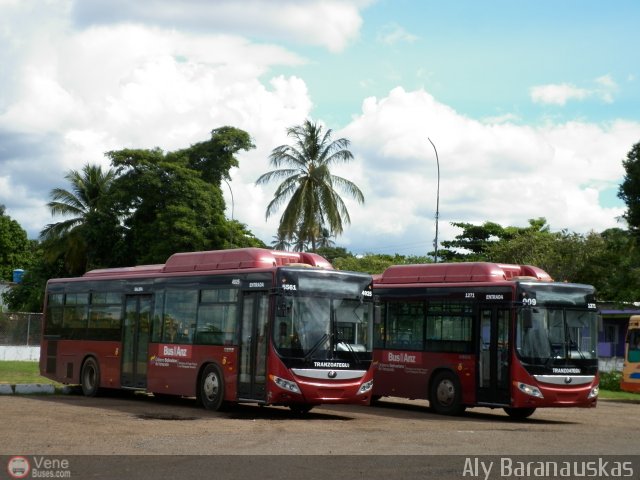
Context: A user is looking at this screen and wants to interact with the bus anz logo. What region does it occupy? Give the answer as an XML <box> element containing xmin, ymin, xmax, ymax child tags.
<box><xmin>162</xmin><ymin>345</ymin><xmax>192</xmax><ymax>358</ymax></box>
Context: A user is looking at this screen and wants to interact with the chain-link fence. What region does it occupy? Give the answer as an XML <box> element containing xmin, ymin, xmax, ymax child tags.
<box><xmin>0</xmin><ymin>312</ymin><xmax>42</xmax><ymax>346</ymax></box>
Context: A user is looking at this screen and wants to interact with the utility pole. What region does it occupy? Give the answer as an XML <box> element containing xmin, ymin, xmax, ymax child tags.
<box><xmin>428</xmin><ymin>137</ymin><xmax>440</xmax><ymax>263</ymax></box>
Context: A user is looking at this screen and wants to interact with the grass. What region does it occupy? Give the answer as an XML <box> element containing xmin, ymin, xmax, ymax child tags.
<box><xmin>598</xmin><ymin>389</ymin><xmax>640</xmax><ymax>401</ymax></box>
<box><xmin>0</xmin><ymin>360</ymin><xmax>61</xmax><ymax>385</ymax></box>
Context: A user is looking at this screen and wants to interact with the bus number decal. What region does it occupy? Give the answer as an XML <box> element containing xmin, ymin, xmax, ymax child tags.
<box><xmin>282</xmin><ymin>284</ymin><xmax>297</xmax><ymax>291</ymax></box>
<box><xmin>588</xmin><ymin>303</ymin><xmax>597</xmax><ymax>309</ymax></box>
<box><xmin>465</xmin><ymin>292</ymin><xmax>475</xmax><ymax>299</ymax></box>
<box><xmin>522</xmin><ymin>298</ymin><xmax>537</xmax><ymax>306</ymax></box>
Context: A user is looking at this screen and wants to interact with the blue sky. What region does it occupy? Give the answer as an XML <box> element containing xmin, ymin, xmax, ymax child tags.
<box><xmin>290</xmin><ymin>0</ymin><xmax>639</xmax><ymax>136</ymax></box>
<box><xmin>1</xmin><ymin>0</ymin><xmax>639</xmax><ymax>256</ymax></box>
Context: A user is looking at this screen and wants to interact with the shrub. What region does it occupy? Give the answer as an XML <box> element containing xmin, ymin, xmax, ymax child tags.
<box><xmin>599</xmin><ymin>370</ymin><xmax>622</xmax><ymax>391</ymax></box>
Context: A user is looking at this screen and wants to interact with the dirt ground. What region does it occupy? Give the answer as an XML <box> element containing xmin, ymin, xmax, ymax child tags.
<box><xmin>2</xmin><ymin>392</ymin><xmax>639</xmax><ymax>456</ymax></box>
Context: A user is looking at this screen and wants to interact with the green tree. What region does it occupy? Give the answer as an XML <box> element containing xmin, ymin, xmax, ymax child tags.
<box><xmin>184</xmin><ymin>126</ymin><xmax>255</xmax><ymax>184</ymax></box>
<box><xmin>333</xmin><ymin>252</ymin><xmax>433</xmax><ymax>274</ymax></box>
<box><xmin>39</xmin><ymin>165</ymin><xmax>120</xmax><ymax>275</ymax></box>
<box><xmin>256</xmin><ymin>119</ymin><xmax>364</xmax><ymax>250</ymax></box>
<box><xmin>0</xmin><ymin>205</ymin><xmax>33</xmax><ymax>281</ymax></box>
<box><xmin>108</xmin><ymin>128</ymin><xmax>259</xmax><ymax>264</ymax></box>
<box><xmin>438</xmin><ymin>218</ymin><xmax>550</xmax><ymax>262</ymax></box>
<box><xmin>618</xmin><ymin>141</ymin><xmax>640</xmax><ymax>234</ymax></box>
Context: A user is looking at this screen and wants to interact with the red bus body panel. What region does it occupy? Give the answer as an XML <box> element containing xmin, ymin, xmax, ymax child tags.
<box><xmin>373</xmin><ymin>350</ymin><xmax>476</xmax><ymax>405</ymax></box>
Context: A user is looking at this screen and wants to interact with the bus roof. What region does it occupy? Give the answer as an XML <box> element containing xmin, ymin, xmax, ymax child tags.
<box><xmin>374</xmin><ymin>262</ymin><xmax>552</xmax><ymax>285</ymax></box>
<box><xmin>82</xmin><ymin>248</ymin><xmax>333</xmax><ymax>278</ymax></box>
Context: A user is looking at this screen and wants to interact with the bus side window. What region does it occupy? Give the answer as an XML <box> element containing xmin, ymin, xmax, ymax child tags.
<box><xmin>163</xmin><ymin>289</ymin><xmax>198</xmax><ymax>344</ymax></box>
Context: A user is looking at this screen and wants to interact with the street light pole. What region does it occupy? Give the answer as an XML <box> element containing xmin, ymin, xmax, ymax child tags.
<box><xmin>223</xmin><ymin>179</ymin><xmax>234</xmax><ymax>220</ymax></box>
<box><xmin>428</xmin><ymin>137</ymin><xmax>440</xmax><ymax>263</ymax></box>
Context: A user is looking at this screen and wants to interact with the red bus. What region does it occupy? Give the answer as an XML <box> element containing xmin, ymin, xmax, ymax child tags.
<box><xmin>40</xmin><ymin>248</ymin><xmax>375</xmax><ymax>412</ymax></box>
<box><xmin>371</xmin><ymin>262</ymin><xmax>599</xmax><ymax>418</ymax></box>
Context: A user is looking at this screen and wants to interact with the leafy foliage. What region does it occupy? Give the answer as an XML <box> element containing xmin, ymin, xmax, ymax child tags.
<box><xmin>598</xmin><ymin>370</ymin><xmax>622</xmax><ymax>391</ymax></box>
<box><xmin>619</xmin><ymin>141</ymin><xmax>640</xmax><ymax>234</ymax></box>
<box><xmin>0</xmin><ymin>205</ymin><xmax>33</xmax><ymax>281</ymax></box>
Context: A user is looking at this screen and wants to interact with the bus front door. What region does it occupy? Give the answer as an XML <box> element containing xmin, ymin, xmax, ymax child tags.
<box><xmin>121</xmin><ymin>295</ymin><xmax>152</xmax><ymax>389</ymax></box>
<box><xmin>477</xmin><ymin>306</ymin><xmax>510</xmax><ymax>405</ymax></box>
<box><xmin>238</xmin><ymin>291</ymin><xmax>269</xmax><ymax>401</ymax></box>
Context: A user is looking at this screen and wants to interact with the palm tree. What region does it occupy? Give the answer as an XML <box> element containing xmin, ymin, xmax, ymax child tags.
<box><xmin>316</xmin><ymin>227</ymin><xmax>336</xmax><ymax>249</ymax></box>
<box><xmin>256</xmin><ymin>119</ymin><xmax>364</xmax><ymax>250</ymax></box>
<box><xmin>270</xmin><ymin>232</ymin><xmax>291</xmax><ymax>251</ymax></box>
<box><xmin>40</xmin><ymin>164</ymin><xmax>117</xmax><ymax>274</ymax></box>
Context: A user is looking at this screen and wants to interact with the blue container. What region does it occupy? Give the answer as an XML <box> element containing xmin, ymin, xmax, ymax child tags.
<box><xmin>12</xmin><ymin>269</ymin><xmax>25</xmax><ymax>283</ymax></box>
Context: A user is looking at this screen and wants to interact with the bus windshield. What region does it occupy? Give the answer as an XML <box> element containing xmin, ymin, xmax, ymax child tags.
<box><xmin>273</xmin><ymin>295</ymin><xmax>373</xmax><ymax>363</ymax></box>
<box><xmin>516</xmin><ymin>307</ymin><xmax>598</xmax><ymax>362</ymax></box>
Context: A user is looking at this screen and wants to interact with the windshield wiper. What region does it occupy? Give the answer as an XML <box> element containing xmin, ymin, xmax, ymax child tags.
<box><xmin>303</xmin><ymin>333</ymin><xmax>330</xmax><ymax>362</ymax></box>
<box><xmin>338</xmin><ymin>341</ymin><xmax>361</xmax><ymax>364</ymax></box>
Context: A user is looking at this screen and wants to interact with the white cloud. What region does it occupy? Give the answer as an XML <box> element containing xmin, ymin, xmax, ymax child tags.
<box><xmin>530</xmin><ymin>83</ymin><xmax>590</xmax><ymax>106</ymax></box>
<box><xmin>336</xmin><ymin>87</ymin><xmax>638</xmax><ymax>254</ymax></box>
<box><xmin>71</xmin><ymin>0</ymin><xmax>371</xmax><ymax>52</ymax></box>
<box><xmin>0</xmin><ymin>5</ymin><xmax>310</xmax><ymax>240</ymax></box>
<box><xmin>1</xmin><ymin>2</ymin><xmax>638</xmax><ymax>258</ymax></box>
<box><xmin>531</xmin><ymin>75</ymin><xmax>619</xmax><ymax>106</ymax></box>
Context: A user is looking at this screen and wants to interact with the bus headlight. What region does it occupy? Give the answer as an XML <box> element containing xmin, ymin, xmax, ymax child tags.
<box><xmin>358</xmin><ymin>379</ymin><xmax>373</xmax><ymax>395</ymax></box>
<box><xmin>270</xmin><ymin>375</ymin><xmax>301</xmax><ymax>394</ymax></box>
<box><xmin>517</xmin><ymin>382</ymin><xmax>544</xmax><ymax>399</ymax></box>
<box><xmin>588</xmin><ymin>384</ymin><xmax>599</xmax><ymax>399</ymax></box>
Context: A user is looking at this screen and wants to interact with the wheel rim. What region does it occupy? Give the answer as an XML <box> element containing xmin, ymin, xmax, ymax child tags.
<box><xmin>436</xmin><ymin>379</ymin><xmax>455</xmax><ymax>406</ymax></box>
<box><xmin>203</xmin><ymin>372</ymin><xmax>219</xmax><ymax>402</ymax></box>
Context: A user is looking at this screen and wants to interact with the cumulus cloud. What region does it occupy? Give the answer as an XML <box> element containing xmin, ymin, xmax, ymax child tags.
<box><xmin>337</xmin><ymin>87</ymin><xmax>638</xmax><ymax>254</ymax></box>
<box><xmin>70</xmin><ymin>0</ymin><xmax>371</xmax><ymax>52</ymax></box>
<box><xmin>1</xmin><ymin>1</ymin><xmax>638</xmax><ymax>258</ymax></box>
<box><xmin>0</xmin><ymin>3</ymin><xmax>310</xmax><ymax>240</ymax></box>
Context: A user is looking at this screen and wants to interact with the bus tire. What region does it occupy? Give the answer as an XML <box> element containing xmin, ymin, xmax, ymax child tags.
<box><xmin>200</xmin><ymin>364</ymin><xmax>225</xmax><ymax>411</ymax></box>
<box><xmin>80</xmin><ymin>357</ymin><xmax>101</xmax><ymax>397</ymax></box>
<box><xmin>503</xmin><ymin>407</ymin><xmax>536</xmax><ymax>419</ymax></box>
<box><xmin>430</xmin><ymin>371</ymin><xmax>466</xmax><ymax>416</ymax></box>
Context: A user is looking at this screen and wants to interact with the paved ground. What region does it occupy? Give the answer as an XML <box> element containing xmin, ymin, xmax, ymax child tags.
<box><xmin>1</xmin><ymin>393</ymin><xmax>639</xmax><ymax>479</ymax></box>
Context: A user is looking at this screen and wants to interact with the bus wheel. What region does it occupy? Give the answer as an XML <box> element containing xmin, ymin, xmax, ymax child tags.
<box><xmin>80</xmin><ymin>357</ymin><xmax>101</xmax><ymax>397</ymax></box>
<box><xmin>430</xmin><ymin>371</ymin><xmax>465</xmax><ymax>415</ymax></box>
<box><xmin>503</xmin><ymin>407</ymin><xmax>536</xmax><ymax>419</ymax></box>
<box><xmin>289</xmin><ymin>404</ymin><xmax>314</xmax><ymax>414</ymax></box>
<box><xmin>200</xmin><ymin>364</ymin><xmax>225</xmax><ymax>411</ymax></box>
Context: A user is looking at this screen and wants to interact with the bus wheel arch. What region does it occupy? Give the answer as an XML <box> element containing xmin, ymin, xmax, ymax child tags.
<box><xmin>80</xmin><ymin>356</ymin><xmax>101</xmax><ymax>397</ymax></box>
<box><xmin>198</xmin><ymin>363</ymin><xmax>226</xmax><ymax>411</ymax></box>
<box><xmin>429</xmin><ymin>369</ymin><xmax>466</xmax><ymax>416</ymax></box>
